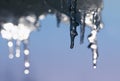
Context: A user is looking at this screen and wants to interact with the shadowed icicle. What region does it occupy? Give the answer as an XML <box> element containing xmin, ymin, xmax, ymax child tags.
<box><xmin>69</xmin><ymin>0</ymin><xmax>79</xmax><ymax>48</ymax></box>
<box><xmin>56</xmin><ymin>12</ymin><xmax>62</xmax><ymax>27</ymax></box>
<box><xmin>80</xmin><ymin>12</ymin><xmax>86</xmax><ymax>44</ymax></box>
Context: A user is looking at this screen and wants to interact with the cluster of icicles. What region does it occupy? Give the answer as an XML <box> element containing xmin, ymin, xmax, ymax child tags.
<box><xmin>0</xmin><ymin>0</ymin><xmax>103</xmax><ymax>74</ymax></box>
<box><xmin>56</xmin><ymin>0</ymin><xmax>103</xmax><ymax>68</ymax></box>
<box><xmin>0</xmin><ymin>15</ymin><xmax>39</xmax><ymax>74</ymax></box>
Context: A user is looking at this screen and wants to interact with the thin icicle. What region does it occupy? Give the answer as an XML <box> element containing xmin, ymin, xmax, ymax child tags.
<box><xmin>87</xmin><ymin>8</ymin><xmax>103</xmax><ymax>68</ymax></box>
<box><xmin>8</xmin><ymin>40</ymin><xmax>14</xmax><ymax>59</ymax></box>
<box><xmin>69</xmin><ymin>0</ymin><xmax>79</xmax><ymax>48</ymax></box>
<box><xmin>88</xmin><ymin>30</ymin><xmax>98</xmax><ymax>68</ymax></box>
<box><xmin>23</xmin><ymin>39</ymin><xmax>30</xmax><ymax>74</ymax></box>
<box><xmin>80</xmin><ymin>12</ymin><xmax>86</xmax><ymax>44</ymax></box>
<box><xmin>15</xmin><ymin>40</ymin><xmax>21</xmax><ymax>58</ymax></box>
<box><xmin>56</xmin><ymin>12</ymin><xmax>62</xmax><ymax>27</ymax></box>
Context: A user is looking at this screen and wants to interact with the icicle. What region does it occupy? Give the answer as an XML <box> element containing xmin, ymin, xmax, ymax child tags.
<box><xmin>8</xmin><ymin>40</ymin><xmax>14</xmax><ymax>59</ymax></box>
<box><xmin>88</xmin><ymin>30</ymin><xmax>98</xmax><ymax>68</ymax></box>
<box><xmin>69</xmin><ymin>0</ymin><xmax>79</xmax><ymax>48</ymax></box>
<box><xmin>87</xmin><ymin>9</ymin><xmax>103</xmax><ymax>68</ymax></box>
<box><xmin>15</xmin><ymin>40</ymin><xmax>21</xmax><ymax>58</ymax></box>
<box><xmin>23</xmin><ymin>39</ymin><xmax>30</xmax><ymax>74</ymax></box>
<box><xmin>80</xmin><ymin>12</ymin><xmax>86</xmax><ymax>44</ymax></box>
<box><xmin>56</xmin><ymin>12</ymin><xmax>62</xmax><ymax>27</ymax></box>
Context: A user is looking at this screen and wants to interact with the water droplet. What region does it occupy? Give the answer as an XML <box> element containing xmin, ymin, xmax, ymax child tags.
<box><xmin>24</xmin><ymin>69</ymin><xmax>30</xmax><ymax>74</ymax></box>
<box><xmin>16</xmin><ymin>53</ymin><xmax>20</xmax><ymax>58</ymax></box>
<box><xmin>9</xmin><ymin>54</ymin><xmax>14</xmax><ymax>59</ymax></box>
<box><xmin>93</xmin><ymin>65</ymin><xmax>97</xmax><ymax>69</ymax></box>
<box><xmin>24</xmin><ymin>61</ymin><xmax>30</xmax><ymax>68</ymax></box>
<box><xmin>24</xmin><ymin>49</ymin><xmax>30</xmax><ymax>55</ymax></box>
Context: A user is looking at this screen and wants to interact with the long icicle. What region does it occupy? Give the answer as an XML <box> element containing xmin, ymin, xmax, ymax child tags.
<box><xmin>69</xmin><ymin>0</ymin><xmax>79</xmax><ymax>48</ymax></box>
<box><xmin>23</xmin><ymin>39</ymin><xmax>30</xmax><ymax>74</ymax></box>
<box><xmin>88</xmin><ymin>9</ymin><xmax>103</xmax><ymax>68</ymax></box>
<box><xmin>80</xmin><ymin>12</ymin><xmax>86</xmax><ymax>44</ymax></box>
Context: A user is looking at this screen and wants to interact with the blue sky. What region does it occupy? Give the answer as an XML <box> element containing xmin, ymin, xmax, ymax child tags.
<box><xmin>0</xmin><ymin>0</ymin><xmax>120</xmax><ymax>81</ymax></box>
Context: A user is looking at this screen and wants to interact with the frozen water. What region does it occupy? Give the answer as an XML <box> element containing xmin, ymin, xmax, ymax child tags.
<box><xmin>0</xmin><ymin>0</ymin><xmax>103</xmax><ymax>73</ymax></box>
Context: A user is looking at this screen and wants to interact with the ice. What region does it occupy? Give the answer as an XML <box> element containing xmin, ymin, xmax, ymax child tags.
<box><xmin>0</xmin><ymin>0</ymin><xmax>103</xmax><ymax>73</ymax></box>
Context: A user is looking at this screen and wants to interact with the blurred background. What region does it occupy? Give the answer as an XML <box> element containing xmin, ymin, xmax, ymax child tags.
<box><xmin>0</xmin><ymin>0</ymin><xmax>120</xmax><ymax>81</ymax></box>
